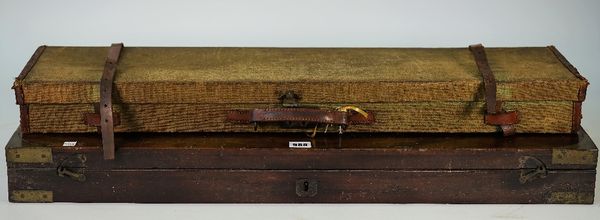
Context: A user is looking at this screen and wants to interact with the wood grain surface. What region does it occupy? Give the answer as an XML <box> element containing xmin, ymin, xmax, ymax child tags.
<box><xmin>8</xmin><ymin>169</ymin><xmax>595</xmax><ymax>203</ymax></box>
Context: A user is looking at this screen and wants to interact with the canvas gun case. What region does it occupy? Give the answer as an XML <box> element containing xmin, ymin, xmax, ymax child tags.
<box><xmin>12</xmin><ymin>43</ymin><xmax>589</xmax><ymax>159</ymax></box>
<box><xmin>13</xmin><ymin>43</ymin><xmax>588</xmax><ymax>134</ymax></box>
<box><xmin>5</xmin><ymin>128</ymin><xmax>596</xmax><ymax>203</ymax></box>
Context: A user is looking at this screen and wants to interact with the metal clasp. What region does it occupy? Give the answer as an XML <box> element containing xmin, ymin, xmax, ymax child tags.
<box><xmin>56</xmin><ymin>154</ymin><xmax>87</xmax><ymax>182</ymax></box>
<box><xmin>278</xmin><ymin>91</ymin><xmax>302</xmax><ymax>108</ymax></box>
<box><xmin>57</xmin><ymin>167</ymin><xmax>86</xmax><ymax>182</ymax></box>
<box><xmin>278</xmin><ymin>91</ymin><xmax>314</xmax><ymax>129</ymax></box>
<box><xmin>519</xmin><ymin>156</ymin><xmax>548</xmax><ymax>184</ymax></box>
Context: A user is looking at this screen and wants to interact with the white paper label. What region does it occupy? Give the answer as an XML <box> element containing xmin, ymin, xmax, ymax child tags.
<box><xmin>62</xmin><ymin>141</ymin><xmax>77</xmax><ymax>147</ymax></box>
<box><xmin>289</xmin><ymin>141</ymin><xmax>311</xmax><ymax>148</ymax></box>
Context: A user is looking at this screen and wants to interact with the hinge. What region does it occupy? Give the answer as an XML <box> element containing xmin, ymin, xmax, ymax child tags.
<box><xmin>10</xmin><ymin>190</ymin><xmax>53</xmax><ymax>203</ymax></box>
<box><xmin>552</xmin><ymin>149</ymin><xmax>597</xmax><ymax>165</ymax></box>
<box><xmin>547</xmin><ymin>192</ymin><xmax>594</xmax><ymax>204</ymax></box>
<box><xmin>6</xmin><ymin>148</ymin><xmax>52</xmax><ymax>163</ymax></box>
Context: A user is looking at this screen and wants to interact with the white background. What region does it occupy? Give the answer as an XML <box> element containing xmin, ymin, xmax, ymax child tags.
<box><xmin>1</xmin><ymin>0</ymin><xmax>599</xmax><ymax>219</ymax></box>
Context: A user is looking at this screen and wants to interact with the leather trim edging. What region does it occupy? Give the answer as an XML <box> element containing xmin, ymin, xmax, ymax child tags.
<box><xmin>547</xmin><ymin>45</ymin><xmax>589</xmax><ymax>101</ymax></box>
<box><xmin>572</xmin><ymin>102</ymin><xmax>583</xmax><ymax>133</ymax></box>
<box><xmin>12</xmin><ymin>45</ymin><xmax>46</xmax><ymax>133</ymax></box>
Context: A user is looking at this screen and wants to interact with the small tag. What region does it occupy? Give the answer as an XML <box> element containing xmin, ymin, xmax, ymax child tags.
<box><xmin>289</xmin><ymin>141</ymin><xmax>311</xmax><ymax>149</ymax></box>
<box><xmin>62</xmin><ymin>141</ymin><xmax>77</xmax><ymax>147</ymax></box>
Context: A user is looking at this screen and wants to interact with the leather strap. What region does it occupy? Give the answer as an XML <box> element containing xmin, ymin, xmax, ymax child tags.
<box><xmin>226</xmin><ymin>108</ymin><xmax>375</xmax><ymax>125</ymax></box>
<box><xmin>547</xmin><ymin>46</ymin><xmax>588</xmax><ymax>133</ymax></box>
<box><xmin>100</xmin><ymin>43</ymin><xmax>123</xmax><ymax>160</ymax></box>
<box><xmin>469</xmin><ymin>44</ymin><xmax>519</xmax><ymax>136</ymax></box>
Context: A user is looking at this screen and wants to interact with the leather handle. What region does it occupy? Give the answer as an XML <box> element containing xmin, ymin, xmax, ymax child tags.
<box><xmin>253</xmin><ymin>108</ymin><xmax>348</xmax><ymax>124</ymax></box>
<box><xmin>226</xmin><ymin>108</ymin><xmax>375</xmax><ymax>125</ymax></box>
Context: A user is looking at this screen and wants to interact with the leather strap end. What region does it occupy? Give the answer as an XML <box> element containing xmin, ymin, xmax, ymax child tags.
<box><xmin>106</xmin><ymin>43</ymin><xmax>124</xmax><ymax>64</ymax></box>
<box><xmin>468</xmin><ymin>43</ymin><xmax>484</xmax><ymax>51</ymax></box>
<box><xmin>347</xmin><ymin>111</ymin><xmax>376</xmax><ymax>125</ymax></box>
<box><xmin>500</xmin><ymin>125</ymin><xmax>516</xmax><ymax>137</ymax></box>
<box><xmin>226</xmin><ymin>110</ymin><xmax>253</xmax><ymax>123</ymax></box>
<box><xmin>485</xmin><ymin>111</ymin><xmax>519</xmax><ymax>126</ymax></box>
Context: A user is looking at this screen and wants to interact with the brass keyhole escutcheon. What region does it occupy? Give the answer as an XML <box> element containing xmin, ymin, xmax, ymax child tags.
<box><xmin>296</xmin><ymin>179</ymin><xmax>318</xmax><ymax>197</ymax></box>
<box><xmin>303</xmin><ymin>181</ymin><xmax>310</xmax><ymax>191</ymax></box>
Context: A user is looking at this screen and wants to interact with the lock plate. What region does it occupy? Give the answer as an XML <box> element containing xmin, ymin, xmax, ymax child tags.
<box><xmin>296</xmin><ymin>179</ymin><xmax>318</xmax><ymax>197</ymax></box>
<box><xmin>277</xmin><ymin>90</ymin><xmax>319</xmax><ymax>128</ymax></box>
<box><xmin>278</xmin><ymin>90</ymin><xmax>302</xmax><ymax>107</ymax></box>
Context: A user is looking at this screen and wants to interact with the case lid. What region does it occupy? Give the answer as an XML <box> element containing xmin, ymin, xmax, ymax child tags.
<box><xmin>16</xmin><ymin>46</ymin><xmax>588</xmax><ymax>104</ymax></box>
